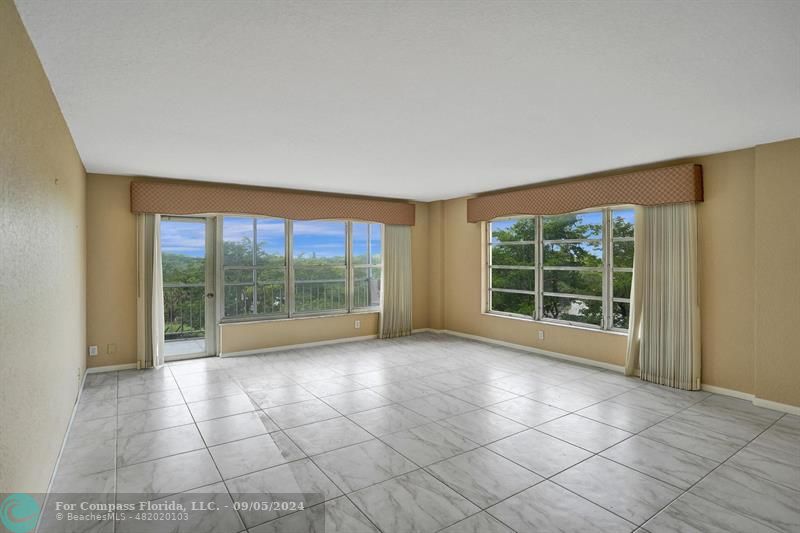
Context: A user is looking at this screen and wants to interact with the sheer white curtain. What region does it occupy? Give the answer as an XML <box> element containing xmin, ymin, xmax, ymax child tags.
<box><xmin>136</xmin><ymin>213</ymin><xmax>166</xmax><ymax>368</ymax></box>
<box><xmin>624</xmin><ymin>203</ymin><xmax>701</xmax><ymax>390</ymax></box>
<box><xmin>380</xmin><ymin>225</ymin><xmax>413</xmax><ymax>339</ymax></box>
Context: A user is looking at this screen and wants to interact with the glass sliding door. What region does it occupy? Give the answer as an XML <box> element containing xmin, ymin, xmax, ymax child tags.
<box><xmin>160</xmin><ymin>216</ymin><xmax>216</xmax><ymax>360</ymax></box>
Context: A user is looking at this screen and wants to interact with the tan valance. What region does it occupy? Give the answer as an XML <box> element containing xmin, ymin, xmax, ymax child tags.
<box><xmin>467</xmin><ymin>164</ymin><xmax>703</xmax><ymax>222</ymax></box>
<box><xmin>131</xmin><ymin>181</ymin><xmax>415</xmax><ymax>225</ymax></box>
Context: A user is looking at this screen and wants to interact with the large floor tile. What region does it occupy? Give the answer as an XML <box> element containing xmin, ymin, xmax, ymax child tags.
<box><xmin>117</xmin><ymin>424</ymin><xmax>204</xmax><ymax>467</ymax></box>
<box><xmin>249</xmin><ymin>496</ymin><xmax>378</xmax><ymax>533</ymax></box>
<box><xmin>302</xmin><ymin>376</ymin><xmax>365</xmax><ymax>397</ymax></box>
<box><xmin>179</xmin><ymin>380</ymin><xmax>242</xmax><ymax>403</ymax></box>
<box><xmin>639</xmin><ymin>416</ymin><xmax>747</xmax><ymax>462</ymax></box>
<box><xmin>53</xmin><ymin>335</ymin><xmax>797</xmax><ymax>533</ymax></box>
<box><xmin>67</xmin><ymin>415</ymin><xmax>116</xmax><ymax>445</ymax></box>
<box><xmin>116</xmin><ymin>482</ymin><xmax>244</xmax><ymax>533</ymax></box>
<box><xmin>728</xmin><ymin>425</ymin><xmax>800</xmax><ymax>491</ymax></box>
<box><xmin>322</xmin><ymin>388</ymin><xmax>393</xmax><ymax>415</ymax></box>
<box><xmin>209</xmin><ymin>431</ymin><xmax>304</xmax><ymax>479</ymax></box>
<box><xmin>401</xmin><ymin>393</ymin><xmax>477</xmax><ymax>420</ymax></box>
<box><xmin>536</xmin><ymin>414</ymin><xmax>633</xmax><ymax>452</ymax></box>
<box><xmin>487</xmin><ymin>481</ymin><xmax>635</xmax><ymax>533</ymax></box>
<box><xmin>427</xmin><ymin>448</ymin><xmax>542</xmax><ymax>508</ymax></box>
<box><xmin>74</xmin><ymin>399</ymin><xmax>117</xmax><ymax>421</ymax></box>
<box><xmin>526</xmin><ymin>385</ymin><xmax>604</xmax><ymax>412</ymax></box>
<box><xmin>485</xmin><ymin>396</ymin><xmax>567</xmax><ymax>427</ymax></box>
<box><xmin>196</xmin><ymin>410</ymin><xmax>278</xmax><ymax>446</ymax></box>
<box><xmin>226</xmin><ymin>458</ymin><xmax>342</xmax><ymax>529</ymax></box>
<box><xmin>349</xmin><ymin>470</ymin><xmax>479</xmax><ymax>533</ymax></box>
<box><xmin>370</xmin><ymin>381</ymin><xmax>438</xmax><ymax>402</ymax></box>
<box><xmin>445</xmin><ymin>384</ymin><xmax>518</xmax><ymax>407</ymax></box>
<box><xmin>117</xmin><ymin>449</ymin><xmax>221</xmax><ymax>501</ymax></box>
<box><xmin>601</xmin><ymin>435</ymin><xmax>719</xmax><ymax>489</ymax></box>
<box><xmin>117</xmin><ymin>404</ymin><xmax>194</xmax><ymax>438</ymax></box>
<box><xmin>187</xmin><ymin>393</ymin><xmax>257</xmax><ymax>422</ymax></box>
<box><xmin>249</xmin><ymin>384</ymin><xmax>315</xmax><ymax>408</ymax></box>
<box><xmin>553</xmin><ymin>456</ymin><xmax>682</xmax><ymax>525</ymax></box>
<box><xmin>265</xmin><ymin>398</ymin><xmax>341</xmax><ymax>429</ymax></box>
<box><xmin>577</xmin><ymin>400</ymin><xmax>667</xmax><ymax>433</ymax></box>
<box><xmin>486</xmin><ymin>429</ymin><xmax>592</xmax><ymax>477</ymax></box>
<box><xmin>117</xmin><ymin>389</ymin><xmax>185</xmax><ymax>415</ymax></box>
<box><xmin>644</xmin><ymin>492</ymin><xmax>778</xmax><ymax>533</ymax></box>
<box><xmin>58</xmin><ymin>437</ymin><xmax>116</xmax><ymax>476</ymax></box>
<box><xmin>439</xmin><ymin>409</ymin><xmax>527</xmax><ymax>445</ymax></box>
<box><xmin>690</xmin><ymin>464</ymin><xmax>800</xmax><ymax>533</ymax></box>
<box><xmin>381</xmin><ymin>423</ymin><xmax>479</xmax><ymax>466</ymax></box>
<box><xmin>440</xmin><ymin>512</ymin><xmax>515</xmax><ymax>533</ymax></box>
<box><xmin>487</xmin><ymin>373</ymin><xmax>553</xmax><ymax>395</ymax></box>
<box><xmin>313</xmin><ymin>439</ymin><xmax>417</xmax><ymax>492</ymax></box>
<box><xmin>348</xmin><ymin>405</ymin><xmax>430</xmax><ymax>436</ymax></box>
<box><xmin>285</xmin><ymin>416</ymin><xmax>373</xmax><ymax>455</ymax></box>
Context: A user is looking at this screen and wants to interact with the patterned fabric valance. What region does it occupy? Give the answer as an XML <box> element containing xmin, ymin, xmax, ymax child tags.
<box><xmin>130</xmin><ymin>181</ymin><xmax>416</xmax><ymax>225</ymax></box>
<box><xmin>467</xmin><ymin>164</ymin><xmax>703</xmax><ymax>222</ymax></box>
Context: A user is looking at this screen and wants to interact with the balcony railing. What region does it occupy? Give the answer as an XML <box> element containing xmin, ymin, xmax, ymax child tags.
<box><xmin>165</xmin><ymin>278</ymin><xmax>381</xmax><ymax>335</ymax></box>
<box><xmin>163</xmin><ymin>285</ymin><xmax>205</xmax><ymax>341</ymax></box>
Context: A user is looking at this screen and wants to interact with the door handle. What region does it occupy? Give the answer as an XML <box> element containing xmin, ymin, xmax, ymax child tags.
<box><xmin>206</xmin><ymin>293</ymin><xmax>215</xmax><ymax>298</ymax></box>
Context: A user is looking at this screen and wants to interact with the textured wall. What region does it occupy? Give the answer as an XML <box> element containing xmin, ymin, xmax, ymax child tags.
<box><xmin>430</xmin><ymin>147</ymin><xmax>775</xmax><ymax>402</ymax></box>
<box><xmin>85</xmin><ymin>174</ymin><xmax>431</xmax><ymax>363</ymax></box>
<box><xmin>0</xmin><ymin>0</ymin><xmax>86</xmax><ymax>492</ymax></box>
<box><xmin>754</xmin><ymin>139</ymin><xmax>800</xmax><ymax>406</ymax></box>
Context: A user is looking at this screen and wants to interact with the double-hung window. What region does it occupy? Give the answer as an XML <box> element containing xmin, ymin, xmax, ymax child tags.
<box><xmin>221</xmin><ymin>217</ymin><xmax>382</xmax><ymax>320</ymax></box>
<box><xmin>487</xmin><ymin>207</ymin><xmax>634</xmax><ymax>331</ymax></box>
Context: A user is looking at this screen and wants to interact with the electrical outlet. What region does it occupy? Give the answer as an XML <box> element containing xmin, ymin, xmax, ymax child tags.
<box><xmin>88</xmin><ymin>345</ymin><xmax>98</xmax><ymax>357</ymax></box>
<box><xmin>355</xmin><ymin>319</ymin><xmax>361</xmax><ymax>329</ymax></box>
<box><xmin>538</xmin><ymin>330</ymin><xmax>544</xmax><ymax>340</ymax></box>
<box><xmin>107</xmin><ymin>343</ymin><xmax>116</xmax><ymax>355</ymax></box>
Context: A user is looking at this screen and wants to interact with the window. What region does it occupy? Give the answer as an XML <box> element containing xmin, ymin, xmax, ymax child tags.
<box><xmin>352</xmin><ymin>222</ymin><xmax>383</xmax><ymax>309</ymax></box>
<box><xmin>292</xmin><ymin>220</ymin><xmax>348</xmax><ymax>313</ymax></box>
<box><xmin>610</xmin><ymin>208</ymin><xmax>634</xmax><ymax>329</ymax></box>
<box><xmin>487</xmin><ymin>207</ymin><xmax>634</xmax><ymax>331</ymax></box>
<box><xmin>222</xmin><ymin>217</ymin><xmax>287</xmax><ymax>318</ymax></box>
<box><xmin>488</xmin><ymin>218</ymin><xmax>536</xmax><ymax>317</ymax></box>
<box><xmin>221</xmin><ymin>217</ymin><xmax>382</xmax><ymax>320</ymax></box>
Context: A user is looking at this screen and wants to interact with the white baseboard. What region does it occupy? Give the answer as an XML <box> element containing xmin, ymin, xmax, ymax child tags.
<box><xmin>431</xmin><ymin>329</ymin><xmax>625</xmax><ymax>373</ymax></box>
<box><xmin>753</xmin><ymin>397</ymin><xmax>800</xmax><ymax>416</ymax></box>
<box><xmin>420</xmin><ymin>329</ymin><xmax>800</xmax><ymax>415</ymax></box>
<box><xmin>220</xmin><ymin>334</ymin><xmax>378</xmax><ymax>358</ymax></box>
<box><xmin>41</xmin><ymin>368</ymin><xmax>87</xmax><ymax>524</ymax></box>
<box><xmin>700</xmin><ymin>384</ymin><xmax>754</xmax><ymax>401</ymax></box>
<box><xmin>86</xmin><ymin>363</ymin><xmax>138</xmax><ymax>373</ymax></box>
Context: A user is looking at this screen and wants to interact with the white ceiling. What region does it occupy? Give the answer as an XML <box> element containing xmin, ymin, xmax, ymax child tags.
<box><xmin>16</xmin><ymin>0</ymin><xmax>800</xmax><ymax>201</ymax></box>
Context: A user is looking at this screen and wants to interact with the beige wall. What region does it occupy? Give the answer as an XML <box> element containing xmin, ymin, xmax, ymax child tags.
<box><xmin>220</xmin><ymin>312</ymin><xmax>379</xmax><ymax>354</ymax></box>
<box><xmin>85</xmin><ymin>174</ymin><xmax>430</xmax><ymax>363</ymax></box>
<box><xmin>86</xmin><ymin>174</ymin><xmax>138</xmax><ymax>367</ymax></box>
<box><xmin>753</xmin><ymin>139</ymin><xmax>800</xmax><ymax>406</ymax></box>
<box><xmin>429</xmin><ymin>145</ymin><xmax>798</xmax><ymax>407</ymax></box>
<box><xmin>0</xmin><ymin>0</ymin><xmax>87</xmax><ymax>492</ymax></box>
<box><xmin>437</xmin><ymin>197</ymin><xmax>628</xmax><ymax>366</ymax></box>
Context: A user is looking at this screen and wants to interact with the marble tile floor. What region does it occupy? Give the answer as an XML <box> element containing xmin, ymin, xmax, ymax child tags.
<box><xmin>46</xmin><ymin>333</ymin><xmax>799</xmax><ymax>532</ymax></box>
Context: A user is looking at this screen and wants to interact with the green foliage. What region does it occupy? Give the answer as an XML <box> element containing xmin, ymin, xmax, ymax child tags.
<box><xmin>162</xmin><ymin>253</ymin><xmax>205</xmax><ymax>339</ymax></box>
<box><xmin>490</xmin><ymin>212</ymin><xmax>634</xmax><ymax>327</ymax></box>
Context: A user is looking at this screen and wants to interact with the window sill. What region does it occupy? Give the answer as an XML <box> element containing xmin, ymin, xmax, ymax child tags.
<box><xmin>481</xmin><ymin>312</ymin><xmax>628</xmax><ymax>336</ymax></box>
<box><xmin>219</xmin><ymin>309</ymin><xmax>379</xmax><ymax>327</ymax></box>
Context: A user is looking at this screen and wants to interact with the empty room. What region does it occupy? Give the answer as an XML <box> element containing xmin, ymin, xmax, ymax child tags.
<box><xmin>1</xmin><ymin>0</ymin><xmax>799</xmax><ymax>532</ymax></box>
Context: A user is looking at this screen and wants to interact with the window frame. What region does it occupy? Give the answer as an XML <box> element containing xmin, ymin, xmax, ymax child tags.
<box><xmin>487</xmin><ymin>219</ymin><xmax>537</xmax><ymax>320</ymax></box>
<box><xmin>218</xmin><ymin>217</ymin><xmax>383</xmax><ymax>323</ymax></box>
<box><xmin>486</xmin><ymin>206</ymin><xmax>634</xmax><ymax>333</ymax></box>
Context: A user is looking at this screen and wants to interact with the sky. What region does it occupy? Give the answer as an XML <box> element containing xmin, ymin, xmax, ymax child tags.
<box><xmin>161</xmin><ymin>218</ymin><xmax>382</xmax><ymax>259</ymax></box>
